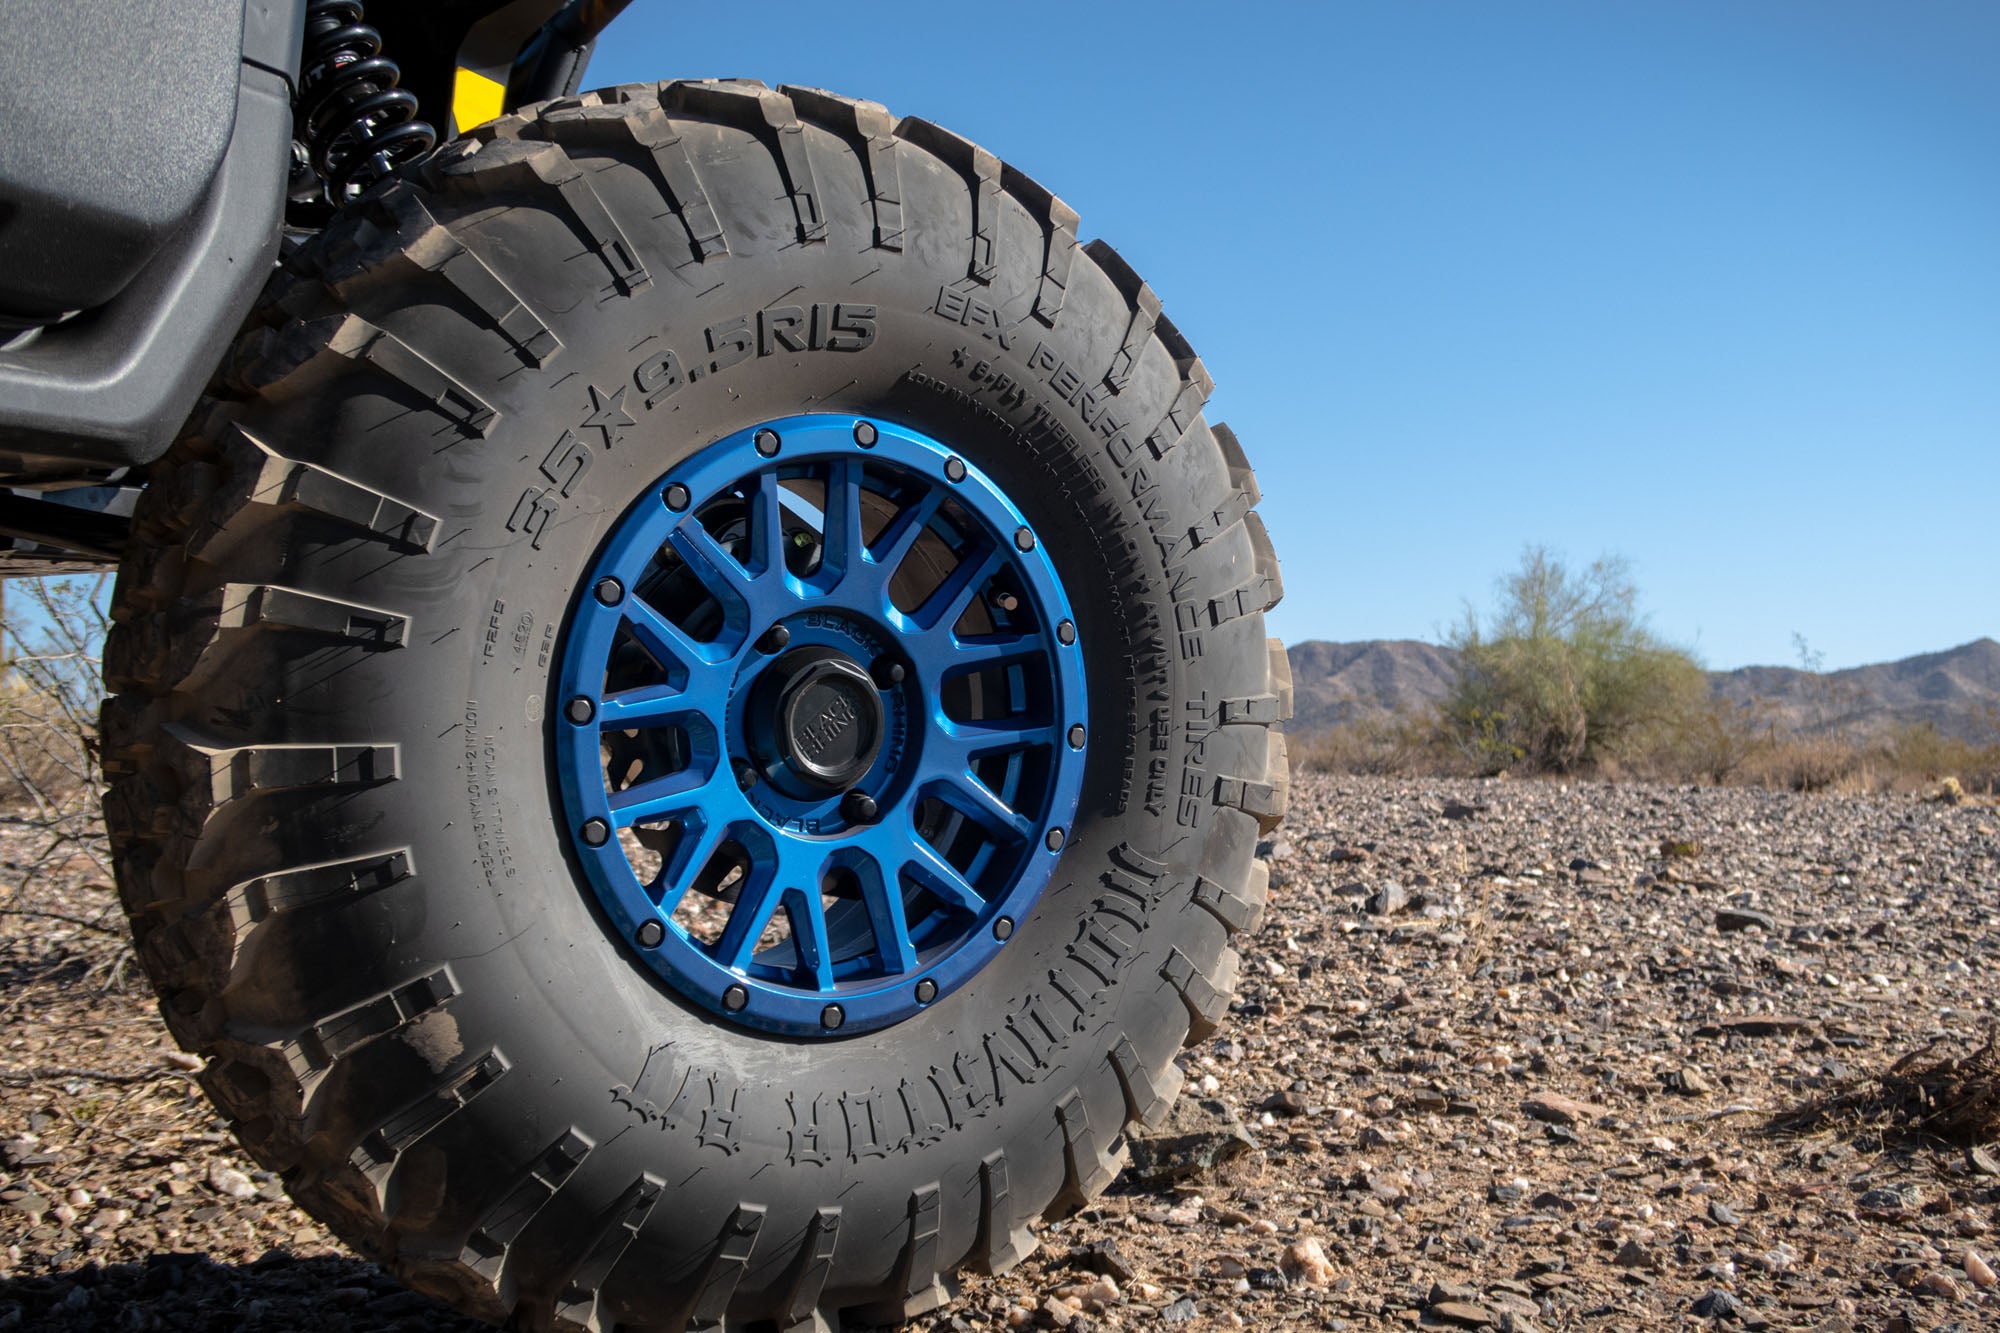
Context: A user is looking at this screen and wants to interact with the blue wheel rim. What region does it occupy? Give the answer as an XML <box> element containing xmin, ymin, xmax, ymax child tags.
<box><xmin>553</xmin><ymin>415</ymin><xmax>1087</xmax><ymax>1036</ymax></box>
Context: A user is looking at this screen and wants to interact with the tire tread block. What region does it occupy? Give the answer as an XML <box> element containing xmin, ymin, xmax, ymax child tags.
<box><xmin>781</xmin><ymin>85</ymin><xmax>904</xmax><ymax>251</ymax></box>
<box><xmin>550</xmin><ymin>1172</ymin><xmax>664</xmax><ymax>1330</ymax></box>
<box><xmin>1047</xmin><ymin>1088</ymin><xmax>1127</xmax><ymax>1218</ymax></box>
<box><xmin>972</xmin><ymin>1149</ymin><xmax>1035</xmax><ymax>1276</ymax></box>
<box><xmin>1109</xmin><ymin>1034</ymin><xmax>1183</xmax><ymax>1131</ymax></box>
<box><xmin>211</xmin><ymin>425</ymin><xmax>440</xmax><ymax>553</ymax></box>
<box><xmin>663</xmin><ymin>81</ymin><xmax>827</xmax><ymax>245</ymax></box>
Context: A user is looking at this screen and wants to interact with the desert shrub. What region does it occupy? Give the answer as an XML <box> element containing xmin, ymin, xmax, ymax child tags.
<box><xmin>0</xmin><ymin>575</ymin><xmax>113</xmax><ymax>889</ymax></box>
<box><xmin>1291</xmin><ymin>712</ymin><xmax>1457</xmax><ymax>776</ymax></box>
<box><xmin>1438</xmin><ymin>547</ymin><xmax>1707</xmax><ymax>774</ymax></box>
<box><xmin>1738</xmin><ymin>734</ymin><xmax>1872</xmax><ymax>794</ymax></box>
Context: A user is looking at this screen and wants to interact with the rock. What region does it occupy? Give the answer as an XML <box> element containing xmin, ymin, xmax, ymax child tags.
<box><xmin>1969</xmin><ymin>1146</ymin><xmax>1999</xmax><ymax>1177</ymax></box>
<box><xmin>1280</xmin><ymin>1237</ymin><xmax>1336</xmax><ymax>1286</ymax></box>
<box><xmin>1859</xmin><ymin>1185</ymin><xmax>1922</xmax><ymax>1216</ymax></box>
<box><xmin>1160</xmin><ymin>1296</ymin><xmax>1200</xmax><ymax>1324</ymax></box>
<box><xmin>205</xmin><ymin>1163</ymin><xmax>257</xmax><ymax>1201</ymax></box>
<box><xmin>1</xmin><ymin>1139</ymin><xmax>56</xmax><ymax>1169</ymax></box>
<box><xmin>1070</xmin><ymin>1239</ymin><xmax>1136</xmax><ymax>1284</ymax></box>
<box><xmin>1441</xmin><ymin>801</ymin><xmax>1487</xmax><ymax>821</ymax></box>
<box><xmin>1520</xmin><ymin>1093</ymin><xmax>1604</xmax><ymax>1126</ymax></box>
<box><xmin>1261</xmin><ymin>1090</ymin><xmax>1308</xmax><ymax>1116</ymax></box>
<box><xmin>1917</xmin><ymin>1271</ymin><xmax>1960</xmax><ymax>1300</ymax></box>
<box><xmin>1665</xmin><ymin>1067</ymin><xmax>1714</xmax><ymax>1096</ymax></box>
<box><xmin>1124</xmin><ymin>1099</ymin><xmax>1255</xmax><ymax>1185</ymax></box>
<box><xmin>1428</xmin><ymin>1279</ymin><xmax>1481</xmax><ymax>1304</ymax></box>
<box><xmin>6</xmin><ymin>1193</ymin><xmax>47</xmax><ymax>1224</ymax></box>
<box><xmin>1715</xmin><ymin>908</ymin><xmax>1777</xmax><ymax>933</ymax></box>
<box><xmin>1660</xmin><ymin>838</ymin><xmax>1702</xmax><ymax>859</ymax></box>
<box><xmin>1614</xmin><ymin>1239</ymin><xmax>1652</xmax><ymax>1269</ymax></box>
<box><xmin>1428</xmin><ymin>1301</ymin><xmax>1499</xmax><ymax>1328</ymax></box>
<box><xmin>1965</xmin><ymin>1250</ymin><xmax>1996</xmax><ymax>1288</ymax></box>
<box><xmin>1367</xmin><ymin>883</ymin><xmax>1410</xmax><ymax>916</ymax></box>
<box><xmin>1689</xmin><ymin>1289</ymin><xmax>1739</xmax><ymax>1318</ymax></box>
<box><xmin>1708</xmin><ymin>1201</ymin><xmax>1741</xmax><ymax>1226</ymax></box>
<box><xmin>1719</xmin><ymin>1015</ymin><xmax>1810</xmax><ymax>1037</ymax></box>
<box><xmin>1036</xmin><ymin>1296</ymin><xmax>1076</xmax><ymax>1328</ymax></box>
<box><xmin>1326</xmin><ymin>846</ymin><xmax>1369</xmax><ymax>863</ymax></box>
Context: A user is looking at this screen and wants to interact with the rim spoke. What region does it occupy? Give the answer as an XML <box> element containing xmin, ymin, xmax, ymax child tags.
<box><xmin>667</xmin><ymin>519</ymin><xmax>758</xmax><ymax>609</ymax></box>
<box><xmin>652</xmin><ymin>814</ymin><xmax>728</xmax><ymax>911</ymax></box>
<box><xmin>935</xmin><ymin>717</ymin><xmax>1057</xmax><ymax>767</ymax></box>
<box><xmin>933</xmin><ymin>774</ymin><xmax>1034</xmax><ymax>841</ymax></box>
<box><xmin>915</xmin><ymin>544</ymin><xmax>1004</xmax><ymax>633</ymax></box>
<box><xmin>748</xmin><ymin>473</ymin><xmax>786</xmax><ymax>577</ymax></box>
<box><xmin>820</xmin><ymin>459</ymin><xmax>867</xmax><ymax>576</ymax></box>
<box><xmin>867</xmin><ymin>489</ymin><xmax>945</xmax><ymax>584</ymax></box>
<box><xmin>904</xmin><ymin>837</ymin><xmax>985</xmax><ymax>915</ymax></box>
<box><xmin>598</xmin><ymin>674</ymin><xmax>728</xmax><ymax>730</ymax></box>
<box><xmin>622</xmin><ymin>596</ymin><xmax>720</xmax><ymax>670</ymax></box>
<box><xmin>947</xmin><ymin>632</ymin><xmax>1045</xmax><ymax>672</ymax></box>
<box><xmin>854</xmin><ymin>858</ymin><xmax>918</xmax><ymax>973</ymax></box>
<box><xmin>783</xmin><ymin>886</ymin><xmax>837</xmax><ymax>990</ymax></box>
<box><xmin>610</xmin><ymin>762</ymin><xmax>725</xmax><ymax>827</ymax></box>
<box><xmin>713</xmin><ymin>871</ymin><xmax>781</xmax><ymax>970</ymax></box>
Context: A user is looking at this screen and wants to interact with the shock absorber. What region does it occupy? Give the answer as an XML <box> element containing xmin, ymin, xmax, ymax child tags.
<box><xmin>296</xmin><ymin>0</ymin><xmax>435</xmax><ymax>200</ymax></box>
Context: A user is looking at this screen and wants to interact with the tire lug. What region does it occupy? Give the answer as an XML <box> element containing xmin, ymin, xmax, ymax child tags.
<box><xmin>853</xmin><ymin>421</ymin><xmax>878</xmax><ymax>447</ymax></box>
<box><xmin>664</xmin><ymin>483</ymin><xmax>690</xmax><ymax>511</ymax></box>
<box><xmin>635</xmin><ymin>920</ymin><xmax>664</xmax><ymax>948</ymax></box>
<box><xmin>1045</xmin><ymin>827</ymin><xmax>1066</xmax><ymax>852</ymax></box>
<box><xmin>594</xmin><ymin>577</ymin><xmax>624</xmax><ymax>606</ymax></box>
<box><xmin>992</xmin><ymin>916</ymin><xmax>1014</xmax><ymax>941</ymax></box>
<box><xmin>1013</xmin><ymin>525</ymin><xmax>1035</xmax><ymax>551</ymax></box>
<box><xmin>821</xmin><ymin>1004</ymin><xmax>845</xmax><ymax>1030</ymax></box>
<box><xmin>1056</xmin><ymin>619</ymin><xmax>1076</xmax><ymax>645</ymax></box>
<box><xmin>1067</xmin><ymin>723</ymin><xmax>1086</xmax><ymax>749</ymax></box>
<box><xmin>944</xmin><ymin>456</ymin><xmax>966</xmax><ymax>483</ymax></box>
<box><xmin>840</xmin><ymin>790</ymin><xmax>877</xmax><ymax>824</ymax></box>
<box><xmin>567</xmin><ymin>696</ymin><xmax>596</xmax><ymax>725</ymax></box>
<box><xmin>754</xmin><ymin>428</ymin><xmax>781</xmax><ymax>457</ymax></box>
<box><xmin>734</xmin><ymin>759</ymin><xmax>759</xmax><ymax>792</ymax></box>
<box><xmin>724</xmin><ymin>984</ymin><xmax>748</xmax><ymax>1011</ymax></box>
<box><xmin>580</xmin><ymin>818</ymin><xmax>610</xmax><ymax>847</ymax></box>
<box><xmin>914</xmin><ymin>978</ymin><xmax>937</xmax><ymax>1004</ymax></box>
<box><xmin>756</xmin><ymin>624</ymin><xmax>791</xmax><ymax>654</ymax></box>
<box><xmin>869</xmin><ymin>655</ymin><xmax>905</xmax><ymax>689</ymax></box>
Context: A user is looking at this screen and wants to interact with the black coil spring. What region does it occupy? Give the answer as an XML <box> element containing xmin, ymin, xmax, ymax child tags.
<box><xmin>298</xmin><ymin>0</ymin><xmax>435</xmax><ymax>196</ymax></box>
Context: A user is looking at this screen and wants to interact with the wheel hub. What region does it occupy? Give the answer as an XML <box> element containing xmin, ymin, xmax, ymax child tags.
<box><xmin>751</xmin><ymin>646</ymin><xmax>885</xmax><ymax>795</ymax></box>
<box><xmin>552</xmin><ymin>415</ymin><xmax>1088</xmax><ymax>1037</ymax></box>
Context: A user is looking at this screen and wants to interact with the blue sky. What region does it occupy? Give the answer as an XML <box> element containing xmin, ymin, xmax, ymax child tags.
<box><xmin>592</xmin><ymin>2</ymin><xmax>2000</xmax><ymax>671</ymax></box>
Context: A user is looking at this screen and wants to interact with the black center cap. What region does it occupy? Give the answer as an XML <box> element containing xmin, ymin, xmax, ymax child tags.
<box><xmin>767</xmin><ymin>649</ymin><xmax>884</xmax><ymax>790</ymax></box>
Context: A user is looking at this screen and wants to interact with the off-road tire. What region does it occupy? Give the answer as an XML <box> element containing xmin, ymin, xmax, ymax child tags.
<box><xmin>102</xmin><ymin>81</ymin><xmax>1288</xmax><ymax>1331</ymax></box>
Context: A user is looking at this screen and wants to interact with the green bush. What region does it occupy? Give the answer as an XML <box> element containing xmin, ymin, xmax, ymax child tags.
<box><xmin>1439</xmin><ymin>547</ymin><xmax>1706</xmax><ymax>774</ymax></box>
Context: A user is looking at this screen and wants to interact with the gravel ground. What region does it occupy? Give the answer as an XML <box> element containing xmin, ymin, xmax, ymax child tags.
<box><xmin>3</xmin><ymin>774</ymin><xmax>1998</xmax><ymax>1331</ymax></box>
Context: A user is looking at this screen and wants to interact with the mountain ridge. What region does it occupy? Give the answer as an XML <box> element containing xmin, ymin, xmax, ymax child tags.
<box><xmin>1286</xmin><ymin>636</ymin><xmax>2000</xmax><ymax>742</ymax></box>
